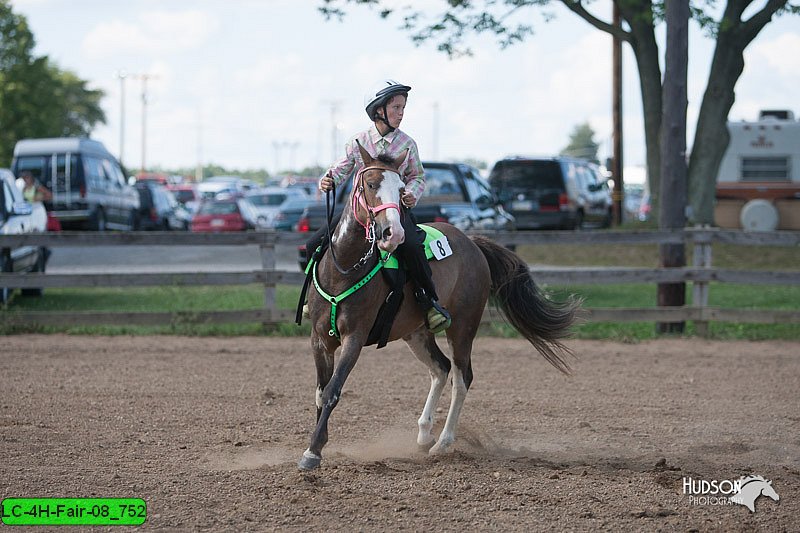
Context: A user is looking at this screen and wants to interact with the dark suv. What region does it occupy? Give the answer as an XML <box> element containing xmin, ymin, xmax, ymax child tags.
<box><xmin>489</xmin><ymin>156</ymin><xmax>612</xmax><ymax>230</ymax></box>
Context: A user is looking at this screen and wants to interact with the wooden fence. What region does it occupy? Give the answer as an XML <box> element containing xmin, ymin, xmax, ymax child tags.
<box><xmin>1</xmin><ymin>228</ymin><xmax>799</xmax><ymax>332</ymax></box>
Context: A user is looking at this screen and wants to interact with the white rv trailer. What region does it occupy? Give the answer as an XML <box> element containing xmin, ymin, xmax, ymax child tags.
<box><xmin>715</xmin><ymin>110</ymin><xmax>800</xmax><ymax>231</ymax></box>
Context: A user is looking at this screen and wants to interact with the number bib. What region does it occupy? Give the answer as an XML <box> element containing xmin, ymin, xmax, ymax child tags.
<box><xmin>429</xmin><ymin>236</ymin><xmax>453</xmax><ymax>260</ymax></box>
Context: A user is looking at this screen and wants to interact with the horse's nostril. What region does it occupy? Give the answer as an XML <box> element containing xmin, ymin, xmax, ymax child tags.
<box><xmin>382</xmin><ymin>228</ymin><xmax>392</xmax><ymax>240</ymax></box>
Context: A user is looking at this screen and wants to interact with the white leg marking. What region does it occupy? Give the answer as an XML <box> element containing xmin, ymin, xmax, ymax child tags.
<box><xmin>315</xmin><ymin>386</ymin><xmax>323</xmax><ymax>409</ymax></box>
<box><xmin>418</xmin><ymin>369</ymin><xmax>447</xmax><ymax>446</ymax></box>
<box><xmin>303</xmin><ymin>448</ymin><xmax>321</xmax><ymax>460</ymax></box>
<box><xmin>430</xmin><ymin>365</ymin><xmax>467</xmax><ymax>455</ymax></box>
<box><xmin>405</xmin><ymin>332</ymin><xmax>449</xmax><ymax>447</ymax></box>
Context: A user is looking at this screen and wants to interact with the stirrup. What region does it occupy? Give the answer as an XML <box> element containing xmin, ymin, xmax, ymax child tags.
<box><xmin>426</xmin><ymin>300</ymin><xmax>451</xmax><ymax>334</ymax></box>
<box><xmin>302</xmin><ymin>303</ymin><xmax>310</xmax><ymax>319</ymax></box>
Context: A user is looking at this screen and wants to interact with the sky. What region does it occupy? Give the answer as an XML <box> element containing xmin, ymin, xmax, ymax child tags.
<box><xmin>9</xmin><ymin>0</ymin><xmax>800</xmax><ymax>181</ymax></box>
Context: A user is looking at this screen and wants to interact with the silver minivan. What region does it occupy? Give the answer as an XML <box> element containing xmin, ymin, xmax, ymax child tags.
<box><xmin>11</xmin><ymin>138</ymin><xmax>140</xmax><ymax>230</ymax></box>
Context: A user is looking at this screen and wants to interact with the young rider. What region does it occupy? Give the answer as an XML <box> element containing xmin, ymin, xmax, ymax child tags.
<box><xmin>306</xmin><ymin>79</ymin><xmax>451</xmax><ymax>333</ymax></box>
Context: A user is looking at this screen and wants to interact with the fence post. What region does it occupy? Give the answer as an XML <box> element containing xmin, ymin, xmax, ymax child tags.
<box><xmin>692</xmin><ymin>226</ymin><xmax>712</xmax><ymax>337</ymax></box>
<box><xmin>259</xmin><ymin>233</ymin><xmax>277</xmax><ymax>328</ymax></box>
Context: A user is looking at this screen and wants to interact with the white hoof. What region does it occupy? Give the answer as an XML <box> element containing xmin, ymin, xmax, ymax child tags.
<box><xmin>417</xmin><ymin>436</ymin><xmax>435</xmax><ymax>451</ymax></box>
<box><xmin>429</xmin><ymin>438</ymin><xmax>454</xmax><ymax>455</ymax></box>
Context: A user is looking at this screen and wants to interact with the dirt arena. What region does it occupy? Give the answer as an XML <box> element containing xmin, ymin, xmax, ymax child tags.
<box><xmin>2</xmin><ymin>335</ymin><xmax>798</xmax><ymax>531</ymax></box>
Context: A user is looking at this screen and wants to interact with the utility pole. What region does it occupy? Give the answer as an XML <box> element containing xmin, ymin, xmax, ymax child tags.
<box><xmin>196</xmin><ymin>108</ymin><xmax>203</xmax><ymax>182</ymax></box>
<box><xmin>323</xmin><ymin>100</ymin><xmax>342</xmax><ymax>162</ymax></box>
<box><xmin>612</xmin><ymin>5</ymin><xmax>624</xmax><ymax>225</ymax></box>
<box><xmin>115</xmin><ymin>70</ymin><xmax>127</xmax><ymax>167</ymax></box>
<box><xmin>131</xmin><ymin>73</ymin><xmax>159</xmax><ymax>174</ymax></box>
<box><xmin>432</xmin><ymin>102</ymin><xmax>440</xmax><ymax>160</ymax></box>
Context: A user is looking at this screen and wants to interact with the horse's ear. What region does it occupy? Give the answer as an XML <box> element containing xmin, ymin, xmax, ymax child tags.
<box><xmin>394</xmin><ymin>149</ymin><xmax>410</xmax><ymax>173</ymax></box>
<box><xmin>356</xmin><ymin>140</ymin><xmax>374</xmax><ymax>166</ymax></box>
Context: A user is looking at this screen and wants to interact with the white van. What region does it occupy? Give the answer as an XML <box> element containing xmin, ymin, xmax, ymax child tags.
<box><xmin>11</xmin><ymin>138</ymin><xmax>140</xmax><ymax>231</ymax></box>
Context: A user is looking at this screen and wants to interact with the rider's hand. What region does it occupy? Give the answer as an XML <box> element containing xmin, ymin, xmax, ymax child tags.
<box><xmin>319</xmin><ymin>176</ymin><xmax>334</xmax><ymax>193</ymax></box>
<box><xmin>401</xmin><ymin>191</ymin><xmax>416</xmax><ymax>208</ymax></box>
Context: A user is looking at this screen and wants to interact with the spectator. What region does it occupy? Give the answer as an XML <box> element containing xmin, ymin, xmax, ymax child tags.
<box><xmin>20</xmin><ymin>171</ymin><xmax>52</xmax><ymax>203</ymax></box>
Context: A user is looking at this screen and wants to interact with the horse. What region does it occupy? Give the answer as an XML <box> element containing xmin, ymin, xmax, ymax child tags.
<box><xmin>729</xmin><ymin>475</ymin><xmax>780</xmax><ymax>512</ymax></box>
<box><xmin>298</xmin><ymin>142</ymin><xmax>579</xmax><ymax>470</ymax></box>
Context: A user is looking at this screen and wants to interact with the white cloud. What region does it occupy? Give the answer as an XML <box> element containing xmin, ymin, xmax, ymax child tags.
<box><xmin>82</xmin><ymin>9</ymin><xmax>218</xmax><ymax>59</ymax></box>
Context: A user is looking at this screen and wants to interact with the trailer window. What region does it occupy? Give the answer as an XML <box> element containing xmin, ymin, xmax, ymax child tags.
<box><xmin>740</xmin><ymin>157</ymin><xmax>790</xmax><ymax>181</ymax></box>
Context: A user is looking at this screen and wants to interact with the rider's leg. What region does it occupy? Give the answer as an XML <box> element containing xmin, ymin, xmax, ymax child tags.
<box><xmin>396</xmin><ymin>209</ymin><xmax>451</xmax><ymax>333</ymax></box>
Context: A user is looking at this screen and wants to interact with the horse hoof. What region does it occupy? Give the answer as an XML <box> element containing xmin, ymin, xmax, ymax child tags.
<box><xmin>429</xmin><ymin>440</ymin><xmax>453</xmax><ymax>455</ymax></box>
<box><xmin>417</xmin><ymin>438</ymin><xmax>435</xmax><ymax>452</ymax></box>
<box><xmin>297</xmin><ymin>450</ymin><xmax>322</xmax><ymax>471</ymax></box>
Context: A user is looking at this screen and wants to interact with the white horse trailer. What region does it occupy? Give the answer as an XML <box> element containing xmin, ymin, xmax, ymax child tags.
<box><xmin>715</xmin><ymin>110</ymin><xmax>800</xmax><ymax>231</ymax></box>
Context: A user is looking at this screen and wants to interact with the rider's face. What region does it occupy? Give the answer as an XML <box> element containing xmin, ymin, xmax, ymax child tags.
<box><xmin>381</xmin><ymin>95</ymin><xmax>406</xmax><ymax>129</ymax></box>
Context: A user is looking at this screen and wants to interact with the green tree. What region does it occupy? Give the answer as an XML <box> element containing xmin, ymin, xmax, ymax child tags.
<box><xmin>560</xmin><ymin>122</ymin><xmax>599</xmax><ymax>163</ymax></box>
<box><xmin>0</xmin><ymin>1</ymin><xmax>106</xmax><ymax>166</ymax></box>
<box><xmin>320</xmin><ymin>0</ymin><xmax>799</xmax><ymax>224</ymax></box>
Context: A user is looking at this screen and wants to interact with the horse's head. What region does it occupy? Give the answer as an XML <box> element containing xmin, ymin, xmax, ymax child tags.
<box><xmin>352</xmin><ymin>141</ymin><xmax>407</xmax><ymax>253</ymax></box>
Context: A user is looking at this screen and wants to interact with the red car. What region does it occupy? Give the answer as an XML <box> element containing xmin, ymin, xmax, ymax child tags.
<box><xmin>190</xmin><ymin>198</ymin><xmax>262</xmax><ymax>232</ymax></box>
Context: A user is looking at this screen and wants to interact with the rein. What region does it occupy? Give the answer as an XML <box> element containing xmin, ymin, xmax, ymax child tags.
<box><xmin>312</xmin><ymin>164</ymin><xmax>403</xmax><ymax>337</ymax></box>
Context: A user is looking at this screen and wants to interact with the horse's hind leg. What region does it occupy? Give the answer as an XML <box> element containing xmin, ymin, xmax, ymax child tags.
<box><xmin>430</xmin><ymin>332</ymin><xmax>474</xmax><ymax>455</ymax></box>
<box><xmin>404</xmin><ymin>330</ymin><xmax>451</xmax><ymax>449</ymax></box>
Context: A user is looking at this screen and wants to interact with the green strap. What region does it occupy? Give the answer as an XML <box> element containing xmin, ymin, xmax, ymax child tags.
<box><xmin>312</xmin><ymin>259</ymin><xmax>384</xmax><ymax>338</ymax></box>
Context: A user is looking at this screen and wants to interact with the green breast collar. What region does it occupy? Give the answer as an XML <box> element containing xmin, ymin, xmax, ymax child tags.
<box><xmin>310</xmin><ymin>224</ymin><xmax>446</xmax><ymax>338</ymax></box>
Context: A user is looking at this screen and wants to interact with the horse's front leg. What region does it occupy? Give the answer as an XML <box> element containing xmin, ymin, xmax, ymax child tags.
<box><xmin>298</xmin><ymin>335</ymin><xmax>365</xmax><ymax>471</ymax></box>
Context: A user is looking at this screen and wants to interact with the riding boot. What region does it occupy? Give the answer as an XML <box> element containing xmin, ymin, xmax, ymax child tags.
<box><xmin>414</xmin><ymin>288</ymin><xmax>452</xmax><ymax>334</ymax></box>
<box><xmin>397</xmin><ymin>208</ymin><xmax>452</xmax><ymax>333</ymax></box>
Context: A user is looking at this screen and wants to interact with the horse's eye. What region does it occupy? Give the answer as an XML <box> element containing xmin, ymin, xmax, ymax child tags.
<box><xmin>367</xmin><ymin>182</ymin><xmax>377</xmax><ymax>190</ymax></box>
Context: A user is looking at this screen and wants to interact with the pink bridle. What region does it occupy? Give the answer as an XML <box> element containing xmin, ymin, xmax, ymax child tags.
<box><xmin>351</xmin><ymin>165</ymin><xmax>401</xmax><ymax>238</ymax></box>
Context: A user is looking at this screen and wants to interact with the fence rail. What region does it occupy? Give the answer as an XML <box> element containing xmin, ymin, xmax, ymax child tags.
<box><xmin>2</xmin><ymin>228</ymin><xmax>799</xmax><ymax>330</ymax></box>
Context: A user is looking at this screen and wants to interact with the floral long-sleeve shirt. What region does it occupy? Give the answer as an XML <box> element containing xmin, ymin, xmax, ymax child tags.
<box><xmin>322</xmin><ymin>125</ymin><xmax>426</xmax><ymax>205</ymax></box>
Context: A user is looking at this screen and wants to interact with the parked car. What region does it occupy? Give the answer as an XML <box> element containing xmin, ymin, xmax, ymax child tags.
<box><xmin>488</xmin><ymin>156</ymin><xmax>613</xmax><ymax>230</ymax></box>
<box><xmin>190</xmin><ymin>198</ymin><xmax>263</xmax><ymax>232</ymax></box>
<box><xmin>1</xmin><ymin>168</ymin><xmax>49</xmax><ymax>304</ymax></box>
<box><xmin>197</xmin><ymin>180</ymin><xmax>239</xmax><ymax>201</ymax></box>
<box><xmin>134</xmin><ymin>181</ymin><xmax>190</xmax><ymax>231</ymax></box>
<box><xmin>245</xmin><ymin>187</ymin><xmax>309</xmax><ymax>228</ymax></box>
<box><xmin>275</xmin><ymin>196</ymin><xmax>323</xmax><ymax>231</ymax></box>
<box><xmin>295</xmin><ymin>161</ymin><xmax>514</xmax><ymax>267</ymax></box>
<box><xmin>167</xmin><ymin>183</ymin><xmax>200</xmax><ymax>214</ymax></box>
<box><xmin>202</xmin><ymin>175</ymin><xmax>255</xmax><ymax>196</ymax></box>
<box><xmin>11</xmin><ymin>137</ymin><xmax>140</xmax><ymax>230</ymax></box>
<box><xmin>297</xmin><ymin>162</ymin><xmax>513</xmax><ymax>234</ymax></box>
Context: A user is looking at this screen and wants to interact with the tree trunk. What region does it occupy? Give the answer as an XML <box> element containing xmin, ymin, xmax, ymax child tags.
<box><xmin>657</xmin><ymin>0</ymin><xmax>689</xmax><ymax>334</ymax></box>
<box><xmin>688</xmin><ymin>0</ymin><xmax>788</xmax><ymax>224</ymax></box>
<box><xmin>620</xmin><ymin>5</ymin><xmax>662</xmax><ymax>215</ymax></box>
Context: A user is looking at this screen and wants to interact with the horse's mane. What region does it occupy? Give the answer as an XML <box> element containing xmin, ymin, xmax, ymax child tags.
<box><xmin>740</xmin><ymin>475</ymin><xmax>768</xmax><ymax>485</ymax></box>
<box><xmin>375</xmin><ymin>154</ymin><xmax>395</xmax><ymax>166</ymax></box>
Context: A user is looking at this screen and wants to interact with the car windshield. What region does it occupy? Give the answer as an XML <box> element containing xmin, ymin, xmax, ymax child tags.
<box><xmin>198</xmin><ymin>202</ymin><xmax>238</xmax><ymax>215</ymax></box>
<box><xmin>491</xmin><ymin>161</ymin><xmax>564</xmax><ymax>190</ymax></box>
<box><xmin>248</xmin><ymin>193</ymin><xmax>287</xmax><ymax>207</ymax></box>
<box><xmin>422</xmin><ymin>167</ymin><xmax>464</xmax><ymax>200</ymax></box>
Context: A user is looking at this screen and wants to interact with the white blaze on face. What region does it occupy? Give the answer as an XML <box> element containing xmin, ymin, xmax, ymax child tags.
<box><xmin>376</xmin><ymin>170</ymin><xmax>405</xmax><ymax>251</ymax></box>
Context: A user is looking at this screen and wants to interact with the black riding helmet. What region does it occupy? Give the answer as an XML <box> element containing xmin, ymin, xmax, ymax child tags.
<box><xmin>364</xmin><ymin>79</ymin><xmax>411</xmax><ymax>131</ymax></box>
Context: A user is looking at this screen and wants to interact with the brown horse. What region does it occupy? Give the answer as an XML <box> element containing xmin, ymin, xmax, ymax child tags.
<box><xmin>299</xmin><ymin>143</ymin><xmax>579</xmax><ymax>470</ymax></box>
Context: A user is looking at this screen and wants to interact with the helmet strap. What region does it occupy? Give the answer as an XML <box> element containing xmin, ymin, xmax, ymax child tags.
<box><xmin>375</xmin><ymin>103</ymin><xmax>396</xmax><ymax>134</ymax></box>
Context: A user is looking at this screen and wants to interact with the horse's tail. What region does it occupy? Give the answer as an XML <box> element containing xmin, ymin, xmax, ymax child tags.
<box><xmin>471</xmin><ymin>236</ymin><xmax>581</xmax><ymax>375</ymax></box>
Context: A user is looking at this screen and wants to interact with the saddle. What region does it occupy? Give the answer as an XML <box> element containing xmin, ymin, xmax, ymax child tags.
<box><xmin>296</xmin><ymin>225</ymin><xmax>451</xmax><ymax>348</ymax></box>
